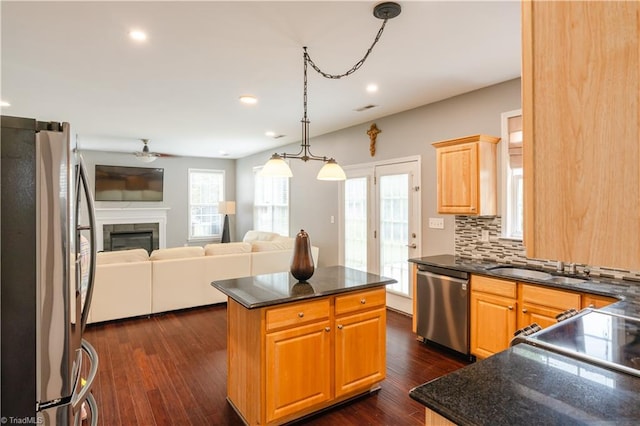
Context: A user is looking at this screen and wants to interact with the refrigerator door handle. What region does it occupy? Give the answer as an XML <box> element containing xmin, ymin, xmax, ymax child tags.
<box><xmin>71</xmin><ymin>339</ymin><xmax>99</xmax><ymax>414</ymax></box>
<box><xmin>75</xmin><ymin>154</ymin><xmax>96</xmax><ymax>332</ymax></box>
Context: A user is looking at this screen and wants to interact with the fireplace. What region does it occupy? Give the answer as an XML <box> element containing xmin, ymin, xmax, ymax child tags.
<box><xmin>103</xmin><ymin>223</ymin><xmax>159</xmax><ymax>254</ymax></box>
<box><xmin>110</xmin><ymin>231</ymin><xmax>154</xmax><ymax>253</ymax></box>
<box><xmin>95</xmin><ymin>207</ymin><xmax>169</xmax><ymax>252</ymax></box>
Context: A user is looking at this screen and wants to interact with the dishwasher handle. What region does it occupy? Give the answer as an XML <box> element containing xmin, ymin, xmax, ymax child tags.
<box><xmin>416</xmin><ymin>264</ymin><xmax>469</xmax><ymax>281</ymax></box>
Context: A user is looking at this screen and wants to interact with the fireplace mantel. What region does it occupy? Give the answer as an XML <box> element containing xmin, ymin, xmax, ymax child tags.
<box><xmin>95</xmin><ymin>207</ymin><xmax>170</xmax><ymax>252</ymax></box>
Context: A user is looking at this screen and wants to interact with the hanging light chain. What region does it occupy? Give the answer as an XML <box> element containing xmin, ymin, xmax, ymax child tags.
<box><xmin>304</xmin><ymin>18</ymin><xmax>389</xmax><ymax>80</ymax></box>
<box><xmin>276</xmin><ymin>13</ymin><xmax>393</xmax><ymax>165</ymax></box>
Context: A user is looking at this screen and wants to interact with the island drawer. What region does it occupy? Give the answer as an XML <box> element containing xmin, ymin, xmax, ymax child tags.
<box><xmin>335</xmin><ymin>287</ymin><xmax>386</xmax><ymax>316</ymax></box>
<box><xmin>266</xmin><ymin>298</ymin><xmax>330</xmax><ymax>331</ymax></box>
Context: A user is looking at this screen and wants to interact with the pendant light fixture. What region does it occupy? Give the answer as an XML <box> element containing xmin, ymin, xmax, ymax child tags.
<box><xmin>261</xmin><ymin>2</ymin><xmax>401</xmax><ymax>181</ymax></box>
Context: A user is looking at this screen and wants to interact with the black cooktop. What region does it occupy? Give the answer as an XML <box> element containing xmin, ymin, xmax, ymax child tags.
<box><xmin>521</xmin><ymin>309</ymin><xmax>640</xmax><ymax>377</ymax></box>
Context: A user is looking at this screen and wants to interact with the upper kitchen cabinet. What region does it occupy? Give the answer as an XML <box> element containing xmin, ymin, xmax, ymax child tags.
<box><xmin>522</xmin><ymin>1</ymin><xmax>640</xmax><ymax>270</ymax></box>
<box><xmin>433</xmin><ymin>134</ymin><xmax>500</xmax><ymax>216</ymax></box>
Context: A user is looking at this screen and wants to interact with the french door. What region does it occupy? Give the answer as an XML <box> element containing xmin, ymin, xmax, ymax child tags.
<box><xmin>340</xmin><ymin>157</ymin><xmax>421</xmax><ymax>314</ymax></box>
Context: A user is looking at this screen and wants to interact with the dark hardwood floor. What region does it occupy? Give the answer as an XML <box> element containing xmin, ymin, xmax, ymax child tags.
<box><xmin>84</xmin><ymin>304</ymin><xmax>470</xmax><ymax>425</ymax></box>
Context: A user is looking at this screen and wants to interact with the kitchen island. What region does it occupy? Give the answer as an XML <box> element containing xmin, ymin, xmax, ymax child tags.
<box><xmin>408</xmin><ymin>255</ymin><xmax>640</xmax><ymax>425</ymax></box>
<box><xmin>212</xmin><ymin>265</ymin><xmax>396</xmax><ymax>426</ymax></box>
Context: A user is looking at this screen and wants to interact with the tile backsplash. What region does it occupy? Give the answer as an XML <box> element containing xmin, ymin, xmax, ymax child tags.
<box><xmin>455</xmin><ymin>216</ymin><xmax>640</xmax><ymax>282</ymax></box>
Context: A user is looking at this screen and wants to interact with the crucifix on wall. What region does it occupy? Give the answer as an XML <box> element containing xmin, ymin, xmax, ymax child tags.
<box><xmin>367</xmin><ymin>123</ymin><xmax>381</xmax><ymax>157</ymax></box>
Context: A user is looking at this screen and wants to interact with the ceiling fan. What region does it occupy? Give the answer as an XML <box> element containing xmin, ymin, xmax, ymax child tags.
<box><xmin>134</xmin><ymin>139</ymin><xmax>170</xmax><ymax>163</ymax></box>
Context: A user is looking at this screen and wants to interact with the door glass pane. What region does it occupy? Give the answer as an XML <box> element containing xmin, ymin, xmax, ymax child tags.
<box><xmin>344</xmin><ymin>177</ymin><xmax>368</xmax><ymax>272</ymax></box>
<box><xmin>379</xmin><ymin>174</ymin><xmax>409</xmax><ymax>295</ymax></box>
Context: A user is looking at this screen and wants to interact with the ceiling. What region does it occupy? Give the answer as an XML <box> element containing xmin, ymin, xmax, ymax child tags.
<box><xmin>1</xmin><ymin>1</ymin><xmax>521</xmax><ymax>160</ymax></box>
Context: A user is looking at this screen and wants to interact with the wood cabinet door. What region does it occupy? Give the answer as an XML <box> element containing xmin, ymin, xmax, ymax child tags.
<box><xmin>265</xmin><ymin>320</ymin><xmax>332</xmax><ymax>423</ymax></box>
<box><xmin>436</xmin><ymin>142</ymin><xmax>478</xmax><ymax>214</ymax></box>
<box><xmin>334</xmin><ymin>307</ymin><xmax>386</xmax><ymax>398</ymax></box>
<box><xmin>519</xmin><ymin>303</ymin><xmax>563</xmax><ymax>330</ymax></box>
<box><xmin>470</xmin><ymin>291</ymin><xmax>517</xmax><ymax>359</ymax></box>
<box><xmin>523</xmin><ymin>1</ymin><xmax>640</xmax><ymax>270</ymax></box>
<box><xmin>582</xmin><ymin>293</ymin><xmax>617</xmax><ymax>309</ymax></box>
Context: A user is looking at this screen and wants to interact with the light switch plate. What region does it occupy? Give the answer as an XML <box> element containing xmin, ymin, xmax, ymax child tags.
<box><xmin>428</xmin><ymin>217</ymin><xmax>444</xmax><ymax>229</ymax></box>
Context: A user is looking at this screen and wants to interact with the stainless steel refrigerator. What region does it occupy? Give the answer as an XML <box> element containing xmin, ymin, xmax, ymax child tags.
<box><xmin>1</xmin><ymin>115</ymin><xmax>99</xmax><ymax>424</ymax></box>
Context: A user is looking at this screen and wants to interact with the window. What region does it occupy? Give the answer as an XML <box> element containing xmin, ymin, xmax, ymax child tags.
<box><xmin>253</xmin><ymin>167</ymin><xmax>289</xmax><ymax>236</ymax></box>
<box><xmin>188</xmin><ymin>169</ymin><xmax>224</xmax><ymax>240</ymax></box>
<box><xmin>501</xmin><ymin>109</ymin><xmax>524</xmax><ymax>239</ymax></box>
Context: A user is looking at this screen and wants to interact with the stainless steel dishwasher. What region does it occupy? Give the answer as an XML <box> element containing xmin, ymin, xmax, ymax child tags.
<box><xmin>416</xmin><ymin>264</ymin><xmax>471</xmax><ymax>358</ymax></box>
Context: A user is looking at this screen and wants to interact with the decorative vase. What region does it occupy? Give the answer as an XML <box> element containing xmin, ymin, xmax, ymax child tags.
<box><xmin>290</xmin><ymin>229</ymin><xmax>315</xmax><ymax>281</ymax></box>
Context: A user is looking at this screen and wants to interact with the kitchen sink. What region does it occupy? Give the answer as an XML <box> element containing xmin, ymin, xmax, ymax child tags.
<box><xmin>488</xmin><ymin>266</ymin><xmax>588</xmax><ymax>285</ymax></box>
<box><xmin>545</xmin><ymin>276</ymin><xmax>587</xmax><ymax>285</ymax></box>
<box><xmin>488</xmin><ymin>267</ymin><xmax>553</xmax><ymax>281</ymax></box>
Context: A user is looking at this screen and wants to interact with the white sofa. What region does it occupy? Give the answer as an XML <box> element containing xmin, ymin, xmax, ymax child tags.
<box><xmin>88</xmin><ymin>232</ymin><xmax>319</xmax><ymax>324</ymax></box>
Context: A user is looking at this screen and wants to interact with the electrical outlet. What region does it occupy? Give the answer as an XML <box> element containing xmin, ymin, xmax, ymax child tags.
<box><xmin>428</xmin><ymin>217</ymin><xmax>444</xmax><ymax>229</ymax></box>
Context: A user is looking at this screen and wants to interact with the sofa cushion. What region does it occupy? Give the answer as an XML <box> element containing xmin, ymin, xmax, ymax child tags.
<box><xmin>242</xmin><ymin>230</ymin><xmax>281</xmax><ymax>242</ymax></box>
<box><xmin>150</xmin><ymin>246</ymin><xmax>204</xmax><ymax>261</ymax></box>
<box><xmin>250</xmin><ymin>238</ymin><xmax>294</xmax><ymax>252</ymax></box>
<box><xmin>97</xmin><ymin>248</ymin><xmax>149</xmax><ymax>265</ymax></box>
<box><xmin>204</xmin><ymin>242</ymin><xmax>252</xmax><ymax>256</ymax></box>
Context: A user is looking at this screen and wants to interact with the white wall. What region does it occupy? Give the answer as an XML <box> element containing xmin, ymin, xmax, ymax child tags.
<box><xmin>80</xmin><ymin>151</ymin><xmax>236</xmax><ymax>247</ymax></box>
<box><xmin>236</xmin><ymin>78</ymin><xmax>522</xmax><ymax>266</ymax></box>
<box><xmin>81</xmin><ymin>79</ymin><xmax>521</xmax><ymax>257</ymax></box>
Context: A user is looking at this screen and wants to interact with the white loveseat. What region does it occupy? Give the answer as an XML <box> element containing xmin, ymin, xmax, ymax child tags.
<box><xmin>88</xmin><ymin>231</ymin><xmax>319</xmax><ymax>324</ymax></box>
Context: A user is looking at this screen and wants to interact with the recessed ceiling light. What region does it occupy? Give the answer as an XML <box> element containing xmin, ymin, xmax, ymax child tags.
<box><xmin>219</xmin><ymin>150</ymin><xmax>229</xmax><ymax>157</ymax></box>
<box><xmin>129</xmin><ymin>29</ymin><xmax>147</xmax><ymax>42</ymax></box>
<box><xmin>265</xmin><ymin>131</ymin><xmax>276</xmax><ymax>137</ymax></box>
<box><xmin>0</xmin><ymin>100</ymin><xmax>10</xmax><ymax>107</ymax></box>
<box><xmin>366</xmin><ymin>84</ymin><xmax>378</xmax><ymax>93</ymax></box>
<box><xmin>239</xmin><ymin>95</ymin><xmax>258</xmax><ymax>105</ymax></box>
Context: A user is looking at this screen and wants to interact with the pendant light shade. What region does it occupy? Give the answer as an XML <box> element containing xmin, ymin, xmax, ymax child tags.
<box><xmin>260</xmin><ymin>154</ymin><xmax>293</xmax><ymax>178</ymax></box>
<box><xmin>317</xmin><ymin>159</ymin><xmax>346</xmax><ymax>181</ymax></box>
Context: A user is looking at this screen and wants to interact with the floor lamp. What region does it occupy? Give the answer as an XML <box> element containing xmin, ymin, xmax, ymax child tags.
<box><xmin>218</xmin><ymin>201</ymin><xmax>235</xmax><ymax>243</ymax></box>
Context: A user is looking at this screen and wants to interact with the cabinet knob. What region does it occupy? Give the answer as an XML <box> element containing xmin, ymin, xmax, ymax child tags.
<box><xmin>337</xmin><ymin>325</ymin><xmax>343</xmax><ymax>329</ymax></box>
<box><xmin>298</xmin><ymin>312</ymin><xmax>304</xmax><ymax>318</ymax></box>
<box><xmin>360</xmin><ymin>299</ymin><xmax>366</xmax><ymax>304</ymax></box>
<box><xmin>325</xmin><ymin>327</ymin><xmax>331</xmax><ymax>332</ymax></box>
<box><xmin>522</xmin><ymin>308</ymin><xmax>528</xmax><ymax>313</ymax></box>
<box><xmin>508</xmin><ymin>305</ymin><xmax>513</xmax><ymax>310</ymax></box>
<box><xmin>588</xmin><ymin>303</ymin><xmax>595</xmax><ymax>308</ymax></box>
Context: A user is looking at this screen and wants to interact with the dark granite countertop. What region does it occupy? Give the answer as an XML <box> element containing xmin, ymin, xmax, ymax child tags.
<box><xmin>408</xmin><ymin>255</ymin><xmax>640</xmax><ymax>424</ymax></box>
<box><xmin>211</xmin><ymin>265</ymin><xmax>396</xmax><ymax>309</ymax></box>
<box><xmin>410</xmin><ymin>344</ymin><xmax>640</xmax><ymax>425</ymax></box>
<box><xmin>409</xmin><ymin>254</ymin><xmax>640</xmax><ymax>317</ymax></box>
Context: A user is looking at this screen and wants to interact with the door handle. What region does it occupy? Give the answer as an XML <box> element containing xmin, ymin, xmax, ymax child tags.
<box><xmin>406</xmin><ymin>243</ymin><xmax>417</xmax><ymax>249</ymax></box>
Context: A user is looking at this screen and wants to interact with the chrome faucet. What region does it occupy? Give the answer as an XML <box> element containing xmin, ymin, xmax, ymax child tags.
<box><xmin>556</xmin><ymin>261</ymin><xmax>564</xmax><ymax>273</ymax></box>
<box><xmin>567</xmin><ymin>263</ymin><xmax>577</xmax><ymax>274</ymax></box>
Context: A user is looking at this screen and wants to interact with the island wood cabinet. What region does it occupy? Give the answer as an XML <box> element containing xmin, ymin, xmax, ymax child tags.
<box><xmin>470</xmin><ymin>274</ymin><xmax>616</xmax><ymax>359</ymax></box>
<box><xmin>265</xmin><ymin>299</ymin><xmax>332</xmax><ymax>422</ymax></box>
<box><xmin>227</xmin><ymin>287</ymin><xmax>386</xmax><ymax>425</ymax></box>
<box><xmin>522</xmin><ymin>1</ymin><xmax>640</xmax><ymax>270</ymax></box>
<box><xmin>432</xmin><ymin>134</ymin><xmax>500</xmax><ymax>216</ymax></box>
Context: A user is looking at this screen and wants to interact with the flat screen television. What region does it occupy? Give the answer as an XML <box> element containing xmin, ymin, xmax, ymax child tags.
<box><xmin>95</xmin><ymin>165</ymin><xmax>164</xmax><ymax>201</ymax></box>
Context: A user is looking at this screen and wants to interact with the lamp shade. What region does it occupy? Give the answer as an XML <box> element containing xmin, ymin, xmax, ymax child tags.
<box><xmin>317</xmin><ymin>159</ymin><xmax>346</xmax><ymax>181</ymax></box>
<box><xmin>260</xmin><ymin>154</ymin><xmax>293</xmax><ymax>178</ymax></box>
<box><xmin>218</xmin><ymin>201</ymin><xmax>236</xmax><ymax>215</ymax></box>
